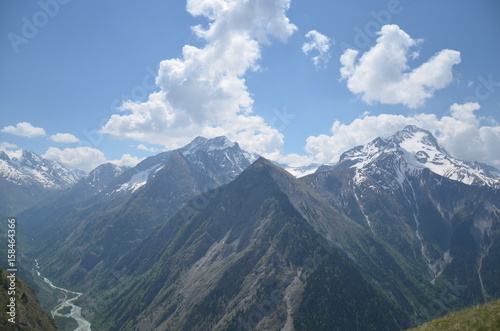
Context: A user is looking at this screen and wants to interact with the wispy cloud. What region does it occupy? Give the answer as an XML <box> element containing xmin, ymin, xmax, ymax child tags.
<box><xmin>340</xmin><ymin>24</ymin><xmax>461</xmax><ymax>108</ymax></box>
<box><xmin>0</xmin><ymin>142</ymin><xmax>18</xmax><ymax>151</ymax></box>
<box><xmin>302</xmin><ymin>30</ymin><xmax>332</xmax><ymax>68</ymax></box>
<box><xmin>135</xmin><ymin>144</ymin><xmax>162</xmax><ymax>153</ymax></box>
<box><xmin>43</xmin><ymin>147</ymin><xmax>143</xmax><ymax>172</ymax></box>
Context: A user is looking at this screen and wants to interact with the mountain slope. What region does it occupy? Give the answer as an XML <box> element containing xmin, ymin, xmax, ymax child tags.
<box><xmin>306</xmin><ymin>165</ymin><xmax>500</xmax><ymax>302</ymax></box>
<box><xmin>320</xmin><ymin>126</ymin><xmax>500</xmax><ymax>287</ymax></box>
<box><xmin>86</xmin><ymin>158</ymin><xmax>406</xmax><ymax>330</ymax></box>
<box><xmin>304</xmin><ymin>126</ymin><xmax>500</xmax><ymax>314</ymax></box>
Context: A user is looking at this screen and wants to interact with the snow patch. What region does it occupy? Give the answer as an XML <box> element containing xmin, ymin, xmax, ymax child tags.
<box><xmin>116</xmin><ymin>165</ymin><xmax>161</xmax><ymax>193</ymax></box>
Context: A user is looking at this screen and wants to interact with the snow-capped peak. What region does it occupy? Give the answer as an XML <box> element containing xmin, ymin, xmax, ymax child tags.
<box><xmin>0</xmin><ymin>149</ymin><xmax>84</xmax><ymax>189</ymax></box>
<box><xmin>389</xmin><ymin>125</ymin><xmax>449</xmax><ymax>159</ymax></box>
<box><xmin>181</xmin><ymin>136</ymin><xmax>236</xmax><ymax>156</ymax></box>
<box><xmin>107</xmin><ymin>136</ymin><xmax>257</xmax><ymax>197</ymax></box>
<box><xmin>336</xmin><ymin>126</ymin><xmax>500</xmax><ymax>188</ymax></box>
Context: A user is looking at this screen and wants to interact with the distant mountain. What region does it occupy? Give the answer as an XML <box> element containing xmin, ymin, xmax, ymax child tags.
<box><xmin>274</xmin><ymin>161</ymin><xmax>320</xmax><ymax>177</ymax></box>
<box><xmin>20</xmin><ymin>136</ymin><xmax>257</xmax><ymax>287</ymax></box>
<box><xmin>68</xmin><ymin>162</ymin><xmax>129</xmax><ymax>203</ymax></box>
<box><xmin>330</xmin><ymin>125</ymin><xmax>500</xmax><ymax>188</ymax></box>
<box><xmin>0</xmin><ymin>149</ymin><xmax>83</xmax><ymax>188</ymax></box>
<box><xmin>315</xmin><ymin>163</ymin><xmax>336</xmax><ymax>173</ymax></box>
<box><xmin>0</xmin><ymin>149</ymin><xmax>84</xmax><ymax>215</ymax></box>
<box><xmin>102</xmin><ymin>136</ymin><xmax>257</xmax><ymax>198</ymax></box>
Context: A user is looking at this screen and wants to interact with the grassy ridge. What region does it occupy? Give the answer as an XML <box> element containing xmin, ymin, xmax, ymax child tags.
<box><xmin>409</xmin><ymin>299</ymin><xmax>500</xmax><ymax>331</ymax></box>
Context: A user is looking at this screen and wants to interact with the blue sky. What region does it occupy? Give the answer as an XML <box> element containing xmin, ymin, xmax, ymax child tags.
<box><xmin>1</xmin><ymin>0</ymin><xmax>499</xmax><ymax>172</ymax></box>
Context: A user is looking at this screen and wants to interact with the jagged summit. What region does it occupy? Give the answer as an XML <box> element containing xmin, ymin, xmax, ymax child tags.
<box><xmin>388</xmin><ymin>125</ymin><xmax>450</xmax><ymax>161</ymax></box>
<box><xmin>105</xmin><ymin>135</ymin><xmax>257</xmax><ymax>197</ymax></box>
<box><xmin>88</xmin><ymin>162</ymin><xmax>126</xmax><ymax>176</ymax></box>
<box><xmin>398</xmin><ymin>124</ymin><xmax>434</xmax><ymax>136</ymax></box>
<box><xmin>334</xmin><ymin>126</ymin><xmax>500</xmax><ymax>188</ymax></box>
<box><xmin>0</xmin><ymin>149</ymin><xmax>83</xmax><ymax>189</ymax></box>
<box><xmin>251</xmin><ymin>156</ymin><xmax>276</xmax><ymax>167</ymax></box>
<box><xmin>182</xmin><ymin>136</ymin><xmax>236</xmax><ymax>155</ymax></box>
<box><xmin>240</xmin><ymin>156</ymin><xmax>297</xmax><ymax>181</ymax></box>
<box><xmin>73</xmin><ymin>163</ymin><xmax>128</xmax><ymax>196</ymax></box>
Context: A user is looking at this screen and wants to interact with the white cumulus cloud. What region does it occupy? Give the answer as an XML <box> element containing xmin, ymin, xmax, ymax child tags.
<box><xmin>50</xmin><ymin>133</ymin><xmax>80</xmax><ymax>143</ymax></box>
<box><xmin>302</xmin><ymin>30</ymin><xmax>332</xmax><ymax>68</ymax></box>
<box><xmin>340</xmin><ymin>24</ymin><xmax>461</xmax><ymax>108</ymax></box>
<box><xmin>101</xmin><ymin>0</ymin><xmax>297</xmax><ymax>159</ymax></box>
<box><xmin>305</xmin><ymin>102</ymin><xmax>500</xmax><ymax>168</ymax></box>
<box><xmin>43</xmin><ymin>147</ymin><xmax>143</xmax><ymax>172</ymax></box>
<box><xmin>1</xmin><ymin>122</ymin><xmax>46</xmax><ymax>138</ymax></box>
<box><xmin>0</xmin><ymin>142</ymin><xmax>18</xmax><ymax>151</ymax></box>
<box><xmin>111</xmin><ymin>153</ymin><xmax>144</xmax><ymax>168</ymax></box>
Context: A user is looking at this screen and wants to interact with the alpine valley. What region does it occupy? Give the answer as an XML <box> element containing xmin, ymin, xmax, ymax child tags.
<box><xmin>5</xmin><ymin>125</ymin><xmax>500</xmax><ymax>330</ymax></box>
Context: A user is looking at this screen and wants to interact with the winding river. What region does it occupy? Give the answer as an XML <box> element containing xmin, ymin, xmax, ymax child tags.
<box><xmin>35</xmin><ymin>259</ymin><xmax>92</xmax><ymax>331</ymax></box>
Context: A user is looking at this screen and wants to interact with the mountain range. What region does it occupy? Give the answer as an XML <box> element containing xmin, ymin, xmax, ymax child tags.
<box><xmin>17</xmin><ymin>136</ymin><xmax>256</xmax><ymax>287</ymax></box>
<box><xmin>7</xmin><ymin>125</ymin><xmax>500</xmax><ymax>330</ymax></box>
